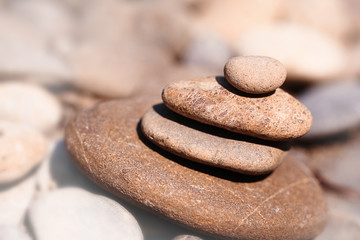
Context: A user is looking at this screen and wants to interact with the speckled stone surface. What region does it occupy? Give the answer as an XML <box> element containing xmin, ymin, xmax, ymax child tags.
<box><xmin>65</xmin><ymin>97</ymin><xmax>327</xmax><ymax>240</ymax></box>
<box><xmin>162</xmin><ymin>76</ymin><xmax>312</xmax><ymax>141</ymax></box>
<box><xmin>141</xmin><ymin>104</ymin><xmax>289</xmax><ymax>175</ymax></box>
<box><xmin>224</xmin><ymin>56</ymin><xmax>286</xmax><ymax>94</ymax></box>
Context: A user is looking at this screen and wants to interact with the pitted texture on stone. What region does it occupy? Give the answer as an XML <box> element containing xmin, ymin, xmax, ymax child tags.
<box><xmin>224</xmin><ymin>56</ymin><xmax>286</xmax><ymax>94</ymax></box>
<box><xmin>65</xmin><ymin>97</ymin><xmax>327</xmax><ymax>240</ymax></box>
<box><xmin>141</xmin><ymin>104</ymin><xmax>289</xmax><ymax>175</ymax></box>
<box><xmin>162</xmin><ymin>76</ymin><xmax>312</xmax><ymax>141</ymax></box>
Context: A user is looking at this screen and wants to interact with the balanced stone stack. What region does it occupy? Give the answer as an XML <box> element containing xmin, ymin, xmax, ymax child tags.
<box><xmin>65</xmin><ymin>56</ymin><xmax>327</xmax><ymax>240</ymax></box>
<box><xmin>142</xmin><ymin>56</ymin><xmax>311</xmax><ymax>175</ymax></box>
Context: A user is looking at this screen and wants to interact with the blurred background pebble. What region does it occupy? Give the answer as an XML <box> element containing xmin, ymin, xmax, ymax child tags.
<box><xmin>0</xmin><ymin>0</ymin><xmax>359</xmax><ymax>239</ymax></box>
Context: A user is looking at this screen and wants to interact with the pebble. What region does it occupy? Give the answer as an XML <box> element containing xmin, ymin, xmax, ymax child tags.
<box><xmin>318</xmin><ymin>136</ymin><xmax>360</xmax><ymax>192</ymax></box>
<box><xmin>0</xmin><ymin>121</ymin><xmax>48</xmax><ymax>184</ymax></box>
<box><xmin>224</xmin><ymin>56</ymin><xmax>286</xmax><ymax>94</ymax></box>
<box><xmin>162</xmin><ymin>76</ymin><xmax>312</xmax><ymax>141</ymax></box>
<box><xmin>315</xmin><ymin>194</ymin><xmax>360</xmax><ymax>240</ymax></box>
<box><xmin>0</xmin><ymin>82</ymin><xmax>62</xmax><ymax>132</ymax></box>
<box><xmin>0</xmin><ymin>226</ymin><xmax>32</xmax><ymax>240</ymax></box>
<box><xmin>192</xmin><ymin>0</ymin><xmax>282</xmax><ymax>42</ymax></box>
<box><xmin>0</xmin><ymin>12</ymin><xmax>70</xmax><ymax>79</ymax></box>
<box><xmin>70</xmin><ymin>0</ymin><xmax>167</xmax><ymax>98</ymax></box>
<box><xmin>141</xmin><ymin>104</ymin><xmax>289</xmax><ymax>175</ymax></box>
<box><xmin>278</xmin><ymin>0</ymin><xmax>353</xmax><ymax>40</ymax></box>
<box><xmin>298</xmin><ymin>81</ymin><xmax>360</xmax><ymax>139</ymax></box>
<box><xmin>236</xmin><ymin>23</ymin><xmax>347</xmax><ymax>81</ymax></box>
<box><xmin>0</xmin><ymin>174</ymin><xmax>36</xmax><ymax>225</ymax></box>
<box><xmin>28</xmin><ymin>188</ymin><xmax>143</xmax><ymax>240</ymax></box>
<box><xmin>172</xmin><ymin>235</ymin><xmax>204</xmax><ymax>240</ymax></box>
<box><xmin>65</xmin><ymin>97</ymin><xmax>327</xmax><ymax>240</ymax></box>
<box><xmin>183</xmin><ymin>31</ymin><xmax>233</xmax><ymax>73</ymax></box>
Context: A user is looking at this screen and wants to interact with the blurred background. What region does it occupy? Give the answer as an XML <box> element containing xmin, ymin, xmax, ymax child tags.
<box><xmin>0</xmin><ymin>0</ymin><xmax>360</xmax><ymax>239</ymax></box>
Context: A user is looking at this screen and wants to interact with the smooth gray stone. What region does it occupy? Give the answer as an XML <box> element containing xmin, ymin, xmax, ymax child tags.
<box><xmin>28</xmin><ymin>188</ymin><xmax>143</xmax><ymax>240</ymax></box>
<box><xmin>298</xmin><ymin>81</ymin><xmax>360</xmax><ymax>139</ymax></box>
<box><xmin>0</xmin><ymin>174</ymin><xmax>36</xmax><ymax>225</ymax></box>
<box><xmin>0</xmin><ymin>226</ymin><xmax>32</xmax><ymax>240</ymax></box>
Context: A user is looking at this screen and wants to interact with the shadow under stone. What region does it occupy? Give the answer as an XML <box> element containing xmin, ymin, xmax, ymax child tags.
<box><xmin>49</xmin><ymin>141</ymin><xmax>104</xmax><ymax>194</ymax></box>
<box><xmin>137</xmin><ymin>119</ymin><xmax>271</xmax><ymax>183</ymax></box>
<box><xmin>0</xmin><ymin>165</ymin><xmax>39</xmax><ymax>191</ymax></box>
<box><xmin>215</xmin><ymin>76</ymin><xmax>275</xmax><ymax>98</ymax></box>
<box><xmin>152</xmin><ymin>103</ymin><xmax>291</xmax><ymax>152</ymax></box>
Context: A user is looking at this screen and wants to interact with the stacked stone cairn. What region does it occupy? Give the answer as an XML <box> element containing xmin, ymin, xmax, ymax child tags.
<box><xmin>141</xmin><ymin>56</ymin><xmax>312</xmax><ymax>175</ymax></box>
<box><xmin>65</xmin><ymin>55</ymin><xmax>327</xmax><ymax>240</ymax></box>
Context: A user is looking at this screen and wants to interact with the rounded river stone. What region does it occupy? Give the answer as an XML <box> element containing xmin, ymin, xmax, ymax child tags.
<box><xmin>141</xmin><ymin>104</ymin><xmax>290</xmax><ymax>175</ymax></box>
<box><xmin>162</xmin><ymin>76</ymin><xmax>312</xmax><ymax>141</ymax></box>
<box><xmin>224</xmin><ymin>56</ymin><xmax>286</xmax><ymax>94</ymax></box>
<box><xmin>65</xmin><ymin>97</ymin><xmax>327</xmax><ymax>240</ymax></box>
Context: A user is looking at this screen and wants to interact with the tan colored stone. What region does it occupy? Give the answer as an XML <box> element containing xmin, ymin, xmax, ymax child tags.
<box><xmin>141</xmin><ymin>104</ymin><xmax>289</xmax><ymax>175</ymax></box>
<box><xmin>278</xmin><ymin>0</ymin><xmax>354</xmax><ymax>40</ymax></box>
<box><xmin>192</xmin><ymin>0</ymin><xmax>283</xmax><ymax>43</ymax></box>
<box><xmin>0</xmin><ymin>12</ymin><xmax>70</xmax><ymax>79</ymax></box>
<box><xmin>236</xmin><ymin>23</ymin><xmax>347</xmax><ymax>82</ymax></box>
<box><xmin>0</xmin><ymin>82</ymin><xmax>62</xmax><ymax>132</ymax></box>
<box><xmin>162</xmin><ymin>76</ymin><xmax>312</xmax><ymax>141</ymax></box>
<box><xmin>70</xmin><ymin>0</ymin><xmax>171</xmax><ymax>98</ymax></box>
<box><xmin>224</xmin><ymin>56</ymin><xmax>287</xmax><ymax>94</ymax></box>
<box><xmin>65</xmin><ymin>97</ymin><xmax>327</xmax><ymax>240</ymax></box>
<box><xmin>0</xmin><ymin>121</ymin><xmax>48</xmax><ymax>183</ymax></box>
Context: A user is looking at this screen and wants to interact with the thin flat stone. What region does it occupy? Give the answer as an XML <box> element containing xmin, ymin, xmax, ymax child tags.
<box><xmin>141</xmin><ymin>104</ymin><xmax>289</xmax><ymax>175</ymax></box>
<box><xmin>224</xmin><ymin>56</ymin><xmax>286</xmax><ymax>94</ymax></box>
<box><xmin>162</xmin><ymin>76</ymin><xmax>312</xmax><ymax>141</ymax></box>
<box><xmin>65</xmin><ymin>97</ymin><xmax>327</xmax><ymax>240</ymax></box>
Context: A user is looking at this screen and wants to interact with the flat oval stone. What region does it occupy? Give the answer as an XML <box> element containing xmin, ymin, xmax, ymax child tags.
<box><xmin>162</xmin><ymin>76</ymin><xmax>312</xmax><ymax>141</ymax></box>
<box><xmin>28</xmin><ymin>188</ymin><xmax>143</xmax><ymax>240</ymax></box>
<box><xmin>65</xmin><ymin>97</ymin><xmax>327</xmax><ymax>240</ymax></box>
<box><xmin>141</xmin><ymin>104</ymin><xmax>289</xmax><ymax>175</ymax></box>
<box><xmin>0</xmin><ymin>82</ymin><xmax>62</xmax><ymax>132</ymax></box>
<box><xmin>224</xmin><ymin>56</ymin><xmax>286</xmax><ymax>94</ymax></box>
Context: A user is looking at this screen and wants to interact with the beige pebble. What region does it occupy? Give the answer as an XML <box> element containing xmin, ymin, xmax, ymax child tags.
<box><xmin>0</xmin><ymin>82</ymin><xmax>62</xmax><ymax>132</ymax></box>
<box><xmin>224</xmin><ymin>56</ymin><xmax>286</xmax><ymax>94</ymax></box>
<box><xmin>0</xmin><ymin>121</ymin><xmax>48</xmax><ymax>183</ymax></box>
<box><xmin>236</xmin><ymin>23</ymin><xmax>347</xmax><ymax>82</ymax></box>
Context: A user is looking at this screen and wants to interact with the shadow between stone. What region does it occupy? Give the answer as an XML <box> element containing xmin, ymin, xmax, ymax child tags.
<box><xmin>153</xmin><ymin>103</ymin><xmax>291</xmax><ymax>151</ymax></box>
<box><xmin>137</xmin><ymin>120</ymin><xmax>271</xmax><ymax>183</ymax></box>
<box><xmin>215</xmin><ymin>76</ymin><xmax>275</xmax><ymax>98</ymax></box>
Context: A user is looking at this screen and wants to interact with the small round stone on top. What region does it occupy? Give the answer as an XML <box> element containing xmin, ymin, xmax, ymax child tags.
<box><xmin>224</xmin><ymin>56</ymin><xmax>287</xmax><ymax>94</ymax></box>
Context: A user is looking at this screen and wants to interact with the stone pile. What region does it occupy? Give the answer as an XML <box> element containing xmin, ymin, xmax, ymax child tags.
<box><xmin>142</xmin><ymin>56</ymin><xmax>311</xmax><ymax>175</ymax></box>
<box><xmin>65</xmin><ymin>56</ymin><xmax>327</xmax><ymax>240</ymax></box>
